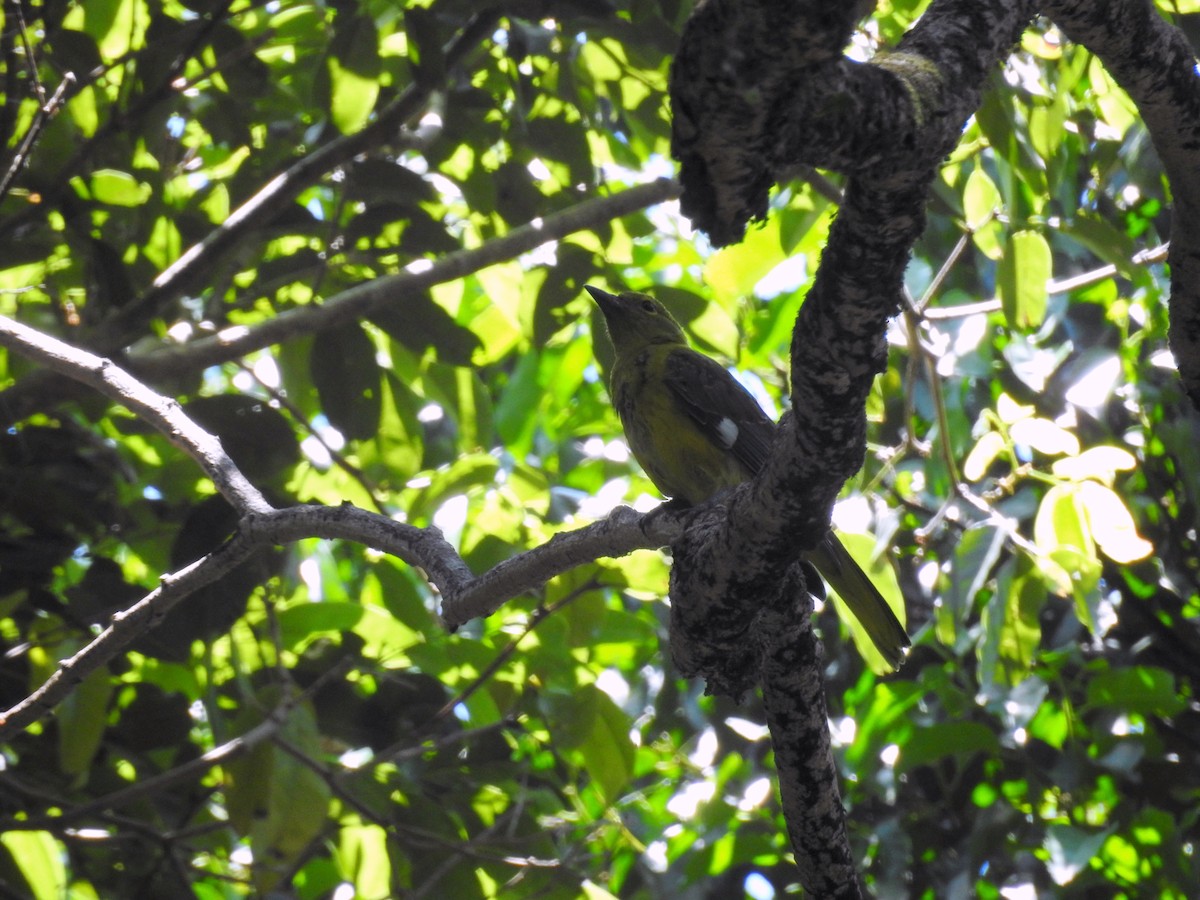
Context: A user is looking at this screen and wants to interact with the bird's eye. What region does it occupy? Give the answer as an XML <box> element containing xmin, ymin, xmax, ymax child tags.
<box><xmin>641</xmin><ymin>300</ymin><xmax>656</xmax><ymax>313</ymax></box>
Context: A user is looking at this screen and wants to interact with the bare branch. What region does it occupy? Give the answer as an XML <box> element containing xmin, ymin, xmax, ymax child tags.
<box><xmin>0</xmin><ymin>315</ymin><xmax>270</xmax><ymax>515</ymax></box>
<box><xmin>0</xmin><ymin>177</ymin><xmax>682</xmax><ymax>426</ymax></box>
<box><xmin>1041</xmin><ymin>0</ymin><xmax>1200</xmax><ymax>406</ymax></box>
<box><xmin>5</xmin><ymin>693</ymin><xmax>297</xmax><ymax>831</ymax></box>
<box><xmin>0</xmin><ymin>73</ymin><xmax>74</xmax><ymax>203</ymax></box>
<box><xmin>95</xmin><ymin>9</ymin><xmax>504</xmax><ymax>343</ymax></box>
<box><xmin>0</xmin><ymin>319</ymin><xmax>673</xmax><ymax>741</ymax></box>
<box><xmin>440</xmin><ymin>504</ymin><xmax>681</xmax><ymax>627</ymax></box>
<box><xmin>132</xmin><ymin>178</ymin><xmax>682</xmax><ymax>379</ymax></box>
<box><xmin>0</xmin><ymin>531</ymin><xmax>258</xmax><ymax>735</ymax></box>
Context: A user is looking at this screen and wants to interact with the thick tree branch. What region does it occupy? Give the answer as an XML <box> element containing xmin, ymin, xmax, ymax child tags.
<box><xmin>760</xmin><ymin>573</ymin><xmax>859</xmax><ymax>898</ymax></box>
<box><xmin>667</xmin><ymin>0</ymin><xmax>1036</xmax><ymax>698</ymax></box>
<box><xmin>1041</xmin><ymin>0</ymin><xmax>1200</xmax><ymax>406</ymax></box>
<box><xmin>666</xmin><ymin>0</ymin><xmax>1039</xmax><ymax>891</ymax></box>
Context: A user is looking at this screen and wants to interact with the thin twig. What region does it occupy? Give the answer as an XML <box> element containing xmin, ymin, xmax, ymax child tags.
<box><xmin>0</xmin><ymin>73</ymin><xmax>75</xmax><ymax>203</ymax></box>
<box><xmin>921</xmin><ymin>241</ymin><xmax>1170</xmax><ymax>320</ymax></box>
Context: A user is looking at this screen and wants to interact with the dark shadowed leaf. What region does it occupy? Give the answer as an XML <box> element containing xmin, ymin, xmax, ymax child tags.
<box><xmin>311</xmin><ymin>323</ymin><xmax>383</xmax><ymax>442</ymax></box>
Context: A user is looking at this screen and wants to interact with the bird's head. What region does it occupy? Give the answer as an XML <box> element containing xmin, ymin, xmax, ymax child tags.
<box><xmin>585</xmin><ymin>286</ymin><xmax>687</xmax><ymax>352</ymax></box>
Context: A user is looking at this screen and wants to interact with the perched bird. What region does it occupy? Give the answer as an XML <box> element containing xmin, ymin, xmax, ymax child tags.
<box><xmin>587</xmin><ymin>285</ymin><xmax>909</xmax><ymax>669</ymax></box>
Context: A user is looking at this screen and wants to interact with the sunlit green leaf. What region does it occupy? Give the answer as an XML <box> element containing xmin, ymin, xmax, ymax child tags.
<box><xmin>85</xmin><ymin>169</ymin><xmax>152</xmax><ymax>206</ymax></box>
<box><xmin>0</xmin><ymin>832</ymin><xmax>67</xmax><ymax>900</ymax></box>
<box><xmin>998</xmin><ymin>230</ymin><xmax>1051</xmax><ymax>330</ymax></box>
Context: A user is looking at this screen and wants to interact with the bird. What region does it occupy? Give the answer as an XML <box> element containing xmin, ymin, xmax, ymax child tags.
<box><xmin>586</xmin><ymin>284</ymin><xmax>909</xmax><ymax>669</ymax></box>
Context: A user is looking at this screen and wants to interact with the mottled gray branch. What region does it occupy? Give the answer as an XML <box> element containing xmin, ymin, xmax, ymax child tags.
<box><xmin>1041</xmin><ymin>0</ymin><xmax>1200</xmax><ymax>406</ymax></box>
<box><xmin>760</xmin><ymin>573</ymin><xmax>860</xmax><ymax>898</ymax></box>
<box><xmin>666</xmin><ymin>1</ymin><xmax>1039</xmax><ymax>893</ymax></box>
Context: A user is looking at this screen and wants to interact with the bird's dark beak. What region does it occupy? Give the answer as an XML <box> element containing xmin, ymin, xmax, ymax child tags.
<box><xmin>585</xmin><ymin>285</ymin><xmax>618</xmax><ymax>312</ymax></box>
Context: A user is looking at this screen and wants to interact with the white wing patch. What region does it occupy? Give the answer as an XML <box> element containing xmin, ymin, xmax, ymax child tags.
<box><xmin>716</xmin><ymin>416</ymin><xmax>739</xmax><ymax>449</ymax></box>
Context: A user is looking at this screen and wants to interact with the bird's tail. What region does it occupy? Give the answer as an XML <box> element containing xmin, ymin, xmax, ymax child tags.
<box><xmin>807</xmin><ymin>532</ymin><xmax>910</xmax><ymax>670</ymax></box>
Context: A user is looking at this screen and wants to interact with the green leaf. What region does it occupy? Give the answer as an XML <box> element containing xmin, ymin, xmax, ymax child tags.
<box><xmin>372</xmin><ymin>293</ymin><xmax>482</xmax><ymax>367</ymax></box>
<box><xmin>896</xmin><ymin>722</ymin><xmax>999</xmax><ymax>773</ymax></box>
<box><xmin>1077</xmin><ymin>481</ymin><xmax>1153</xmax><ymax>564</ymax></box>
<box><xmin>311</xmin><ymin>323</ymin><xmax>383</xmax><ymax>442</ymax></box>
<box><xmin>86</xmin><ymin>169</ymin><xmax>152</xmax><ymax>206</ymax></box>
<box><xmin>703</xmin><ymin>216</ymin><xmax>786</xmax><ymax>304</ymax></box>
<box><xmin>57</xmin><ymin>663</ymin><xmax>113</xmax><ymax>784</ymax></box>
<box><xmin>943</xmin><ymin>524</ymin><xmax>1006</xmax><ymax>633</ymax></box>
<box><xmin>1062</xmin><ymin>216</ymin><xmax>1139</xmax><ymax>277</ymax></box>
<box><xmin>278</xmin><ymin>601</ymin><xmax>365</xmax><ymax>648</ymax></box>
<box><xmin>1009</xmin><ymin>417</ymin><xmax>1080</xmax><ymax>457</ymax></box>
<box><xmin>338</xmin><ymin>823</ymin><xmax>392</xmax><ymax>897</ymax></box>
<box><xmin>998</xmin><ymin>230</ymin><xmax>1051</xmax><ymax>330</ymax></box>
<box><xmin>0</xmin><ymin>832</ymin><xmax>68</xmax><ymax>900</ymax></box>
<box><xmin>983</xmin><ymin>558</ymin><xmax>1045</xmax><ymax>687</ymax></box>
<box><xmin>407</xmin><ymin>452</ymin><xmax>500</xmax><ymax>524</ymax></box>
<box><xmin>1034</xmin><ymin>483</ymin><xmax>1090</xmax><ymax>556</ymax></box>
<box><xmin>963</xmin><ymin>167</ymin><xmax>1002</xmax><ymax>230</ymax></box>
<box><xmin>62</xmin><ymin>0</ymin><xmax>149</xmax><ymax>58</ymax></box>
<box><xmin>224</xmin><ymin>691</ymin><xmax>331</xmax><ymax>893</ymax></box>
<box><xmin>1051</xmin><ymin>445</ymin><xmax>1137</xmax><ymax>484</ymax></box>
<box><xmin>543</xmin><ymin>683</ymin><xmax>635</xmax><ymax>804</ymax></box>
<box><xmin>1086</xmin><ymin>666</ymin><xmax>1186</xmax><ymax>717</ymax></box>
<box><xmin>326</xmin><ymin>13</ymin><xmax>381</xmax><ymax>134</ymax></box>
<box><xmin>963</xmin><ymin>430</ymin><xmax>1007</xmax><ymax>482</ymax></box>
<box><xmin>1029</xmin><ymin>94</ymin><xmax>1067</xmax><ymax>164</ymax></box>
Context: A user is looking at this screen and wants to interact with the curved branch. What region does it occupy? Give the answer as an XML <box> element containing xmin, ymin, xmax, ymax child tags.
<box><xmin>1041</xmin><ymin>0</ymin><xmax>1200</xmax><ymax>405</ymax></box>
<box><xmin>0</xmin><ymin>499</ymin><xmax>674</xmax><ymax>740</ymax></box>
<box><xmin>0</xmin><ymin>320</ymin><xmax>669</xmax><ymax>737</ymax></box>
<box><xmin>0</xmin><ymin>314</ymin><xmax>270</xmax><ymax>514</ymax></box>
<box><xmin>665</xmin><ymin>1</ymin><xmax>1038</xmax><ymax>892</ymax></box>
<box><xmin>667</xmin><ymin>0</ymin><xmax>1037</xmax><ymax>695</ymax></box>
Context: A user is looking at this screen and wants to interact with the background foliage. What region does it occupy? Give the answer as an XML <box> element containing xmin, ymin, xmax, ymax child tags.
<box><xmin>1</xmin><ymin>0</ymin><xmax>1199</xmax><ymax>896</ymax></box>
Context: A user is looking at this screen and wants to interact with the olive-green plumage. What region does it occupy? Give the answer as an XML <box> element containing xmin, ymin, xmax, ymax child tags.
<box><xmin>587</xmin><ymin>285</ymin><xmax>909</xmax><ymax>669</ymax></box>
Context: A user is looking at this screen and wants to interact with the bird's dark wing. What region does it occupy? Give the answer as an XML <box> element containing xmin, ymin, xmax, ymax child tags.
<box><xmin>663</xmin><ymin>347</ymin><xmax>776</xmax><ymax>477</ymax></box>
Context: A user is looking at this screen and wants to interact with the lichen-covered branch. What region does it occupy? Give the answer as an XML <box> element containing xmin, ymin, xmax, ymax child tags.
<box><xmin>1041</xmin><ymin>0</ymin><xmax>1200</xmax><ymax>405</ymax></box>
<box><xmin>666</xmin><ymin>0</ymin><xmax>1039</xmax><ymax>891</ymax></box>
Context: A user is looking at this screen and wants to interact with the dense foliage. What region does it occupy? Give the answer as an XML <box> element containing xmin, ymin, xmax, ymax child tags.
<box><xmin>1</xmin><ymin>0</ymin><xmax>1198</xmax><ymax>897</ymax></box>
